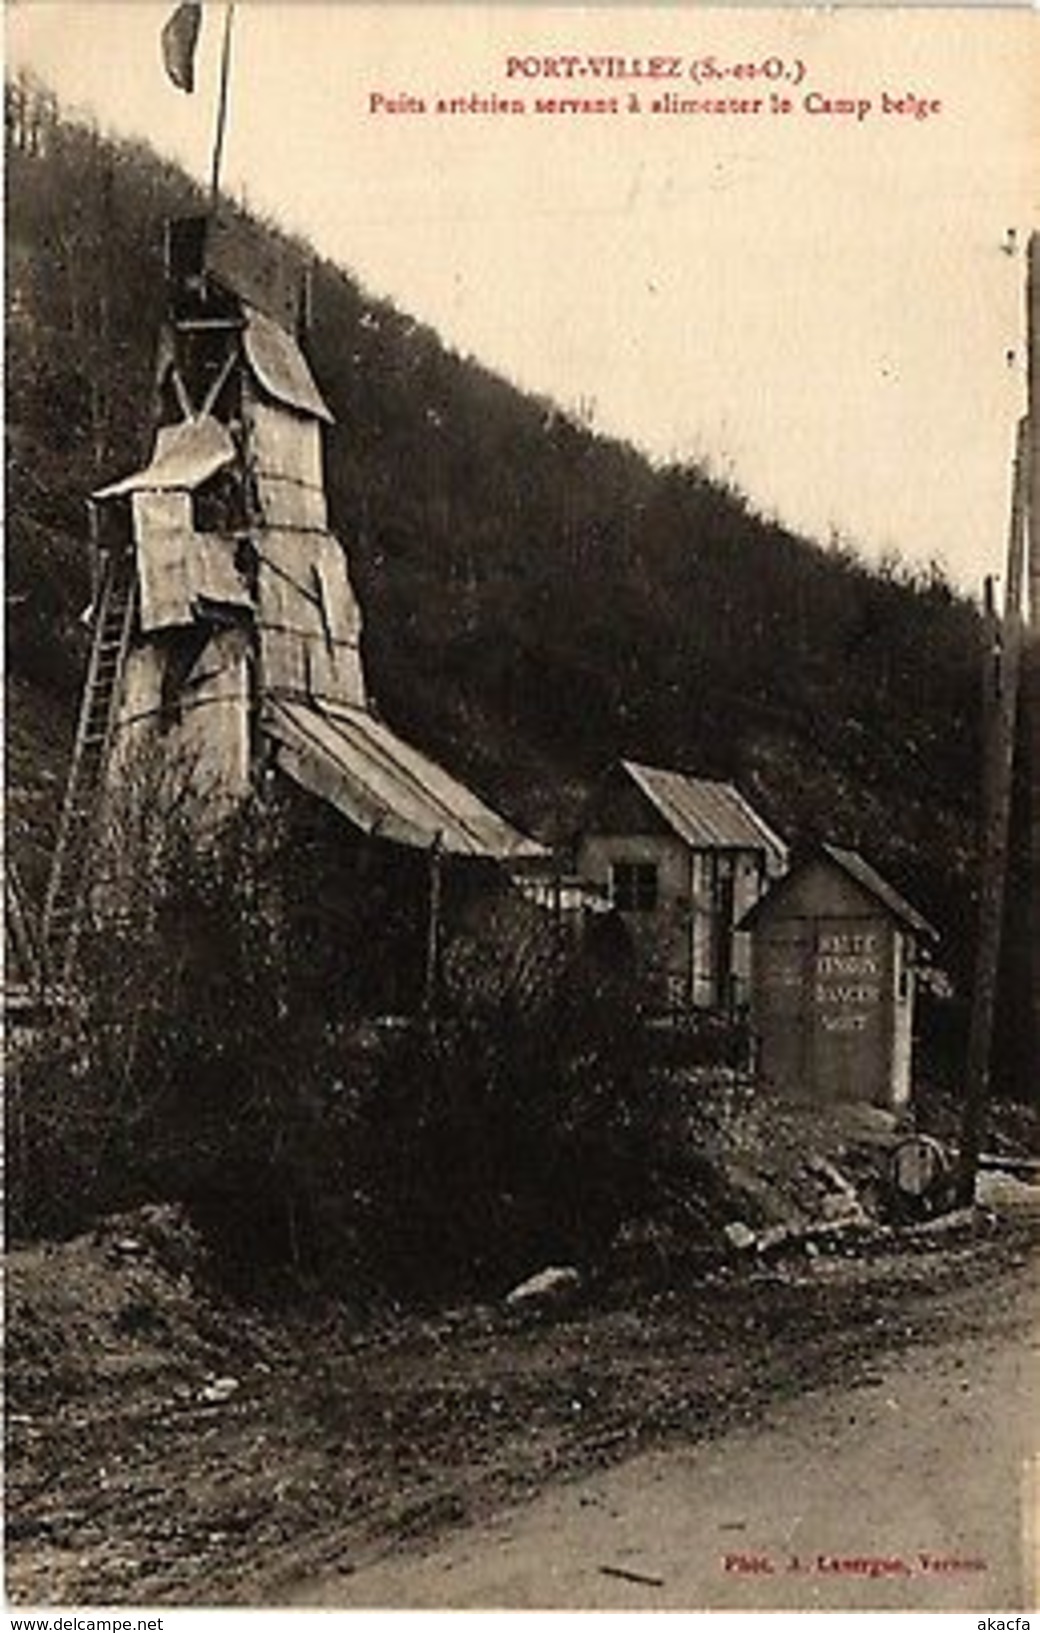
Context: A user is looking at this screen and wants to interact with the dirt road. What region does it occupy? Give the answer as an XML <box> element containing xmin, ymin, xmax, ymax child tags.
<box><xmin>7</xmin><ymin>1221</ymin><xmax>1038</xmax><ymax>1607</ymax></box>
<box><xmin>293</xmin><ymin>1257</ymin><xmax>1038</xmax><ymax>1610</ymax></box>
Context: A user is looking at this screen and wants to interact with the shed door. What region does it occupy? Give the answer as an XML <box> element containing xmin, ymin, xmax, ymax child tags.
<box><xmin>809</xmin><ymin>917</ymin><xmax>891</xmax><ymax>1104</ymax></box>
<box><xmin>753</xmin><ymin>925</ymin><xmax>813</xmax><ymax>1096</ymax></box>
<box><xmin>711</xmin><ymin>862</ymin><xmax>736</xmax><ymax>1011</ymax></box>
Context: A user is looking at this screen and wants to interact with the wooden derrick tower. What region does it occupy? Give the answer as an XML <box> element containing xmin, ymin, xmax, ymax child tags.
<box><xmin>41</xmin><ymin>215</ymin><xmax>367</xmax><ymax>978</ymax></box>
<box><xmin>42</xmin><ymin>213</ymin><xmax>540</xmax><ymax>986</ymax></box>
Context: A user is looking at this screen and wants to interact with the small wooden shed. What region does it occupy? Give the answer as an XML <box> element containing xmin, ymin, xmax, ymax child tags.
<box><xmin>741</xmin><ymin>844</ymin><xmax>936</xmax><ymax>1110</ymax></box>
<box><xmin>574</xmin><ymin>760</ymin><xmax>787</xmax><ymax>1012</ymax></box>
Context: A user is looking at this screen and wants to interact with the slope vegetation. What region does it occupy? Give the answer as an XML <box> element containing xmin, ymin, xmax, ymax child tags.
<box><xmin>5</xmin><ymin>76</ymin><xmax>982</xmax><ymax>980</ymax></box>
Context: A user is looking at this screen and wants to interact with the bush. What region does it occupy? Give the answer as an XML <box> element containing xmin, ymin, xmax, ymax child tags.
<box><xmin>350</xmin><ymin>927</ymin><xmax>651</xmax><ymax>1299</ymax></box>
<box><xmin>8</xmin><ymin>771</ymin><xmax>356</xmax><ymax>1282</ymax></box>
<box><xmin>9</xmin><ymin>769</ymin><xmax>651</xmax><ymax>1303</ymax></box>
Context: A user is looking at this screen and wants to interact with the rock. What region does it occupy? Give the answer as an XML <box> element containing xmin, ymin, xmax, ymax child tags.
<box><xmin>976</xmin><ymin>1170</ymin><xmax>1040</xmax><ymax>1214</ymax></box>
<box><xmin>723</xmin><ymin>1221</ymin><xmax>757</xmax><ymax>1252</ymax></box>
<box><xmin>905</xmin><ymin>1205</ymin><xmax>979</xmax><ymax>1236</ymax></box>
<box><xmin>198</xmin><ymin>1376</ymin><xmax>239</xmax><ymax>1404</ymax></box>
<box><xmin>504</xmin><ymin>1266</ymin><xmax>581</xmax><ymax>1310</ymax></box>
<box><xmin>755</xmin><ymin>1224</ymin><xmax>791</xmax><ymax>1255</ymax></box>
<box><xmin>112</xmin><ymin>1238</ymin><xmax>147</xmax><ymax>1259</ymax></box>
<box><xmin>807</xmin><ymin>1156</ymin><xmax>859</xmax><ymax>1197</ymax></box>
<box><xmin>820</xmin><ymin>1192</ymin><xmax>867</xmax><ymax>1224</ymax></box>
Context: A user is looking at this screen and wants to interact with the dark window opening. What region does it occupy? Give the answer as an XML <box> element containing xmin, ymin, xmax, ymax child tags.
<box><xmin>235</xmin><ymin>535</ymin><xmax>259</xmax><ymax>598</ymax></box>
<box><xmin>612</xmin><ymin>860</ymin><xmax>658</xmax><ymax>912</ymax></box>
<box><xmin>192</xmin><ymin>469</ymin><xmax>247</xmax><ymax>535</ymax></box>
<box><xmin>159</xmin><ymin>624</ymin><xmax>210</xmax><ymax>730</ymax></box>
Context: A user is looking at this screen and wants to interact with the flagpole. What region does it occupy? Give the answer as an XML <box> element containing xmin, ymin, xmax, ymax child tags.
<box><xmin>209</xmin><ymin>0</ymin><xmax>236</xmax><ymax>213</ymax></box>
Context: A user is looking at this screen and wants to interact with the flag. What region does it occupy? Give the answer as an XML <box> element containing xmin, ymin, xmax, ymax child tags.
<box><xmin>162</xmin><ymin>1</ymin><xmax>203</xmax><ymax>93</ymax></box>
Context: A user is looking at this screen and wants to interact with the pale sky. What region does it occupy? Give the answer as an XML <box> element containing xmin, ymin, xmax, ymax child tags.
<box><xmin>6</xmin><ymin>3</ymin><xmax>1039</xmax><ymax>587</ymax></box>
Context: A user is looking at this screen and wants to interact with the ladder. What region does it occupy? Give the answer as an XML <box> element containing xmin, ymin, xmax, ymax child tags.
<box><xmin>42</xmin><ymin>554</ymin><xmax>137</xmax><ymax>984</ymax></box>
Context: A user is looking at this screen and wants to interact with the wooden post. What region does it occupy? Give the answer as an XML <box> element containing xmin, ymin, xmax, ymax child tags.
<box><xmin>209</xmin><ymin>1</ymin><xmax>236</xmax><ymax>212</ymax></box>
<box><xmin>424</xmin><ymin>834</ymin><xmax>443</xmax><ymax>1019</ymax></box>
<box><xmin>551</xmin><ymin>865</ymin><xmax>564</xmax><ymax>962</ymax></box>
<box><xmin>1029</xmin><ymin>236</ymin><xmax>1040</xmax><ymax>626</ymax></box>
<box><xmin>982</xmin><ymin>575</ymin><xmax>998</xmax><ymax>700</ymax></box>
<box><xmin>956</xmin><ymin>420</ymin><xmax>1029</xmax><ymax>1203</ymax></box>
<box><xmin>1025</xmin><ymin>233</ymin><xmax>1040</xmax><ymax>1097</ymax></box>
<box><xmin>686</xmin><ymin>848</ymin><xmax>697</xmax><ymax>1010</ymax></box>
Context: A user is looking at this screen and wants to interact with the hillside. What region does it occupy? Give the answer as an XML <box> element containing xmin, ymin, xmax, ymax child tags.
<box><xmin>5</xmin><ymin>76</ymin><xmax>984</xmax><ymax>986</ymax></box>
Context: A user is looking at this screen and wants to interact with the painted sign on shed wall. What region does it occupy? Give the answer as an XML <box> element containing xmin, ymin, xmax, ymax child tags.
<box><xmin>743</xmin><ymin>847</ymin><xmax>934</xmax><ymax>1111</ymax></box>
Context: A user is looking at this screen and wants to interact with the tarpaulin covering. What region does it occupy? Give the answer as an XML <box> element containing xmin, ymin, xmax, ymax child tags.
<box><xmin>257</xmin><ymin>530</ymin><xmax>365</xmax><ymax>707</ymax></box>
<box><xmin>249</xmin><ymin>400</ymin><xmax>328</xmax><ymax>530</ymax></box>
<box><xmin>94</xmin><ymin>416</ymin><xmax>236</xmax><ymax>499</ymax></box>
<box><xmin>243</xmin><ymin>305</ymin><xmax>333</xmax><ymax>422</ymax></box>
<box><xmin>113</xmin><ymin>628</ymin><xmax>252</xmax><ymax>806</ymax></box>
<box><xmin>265</xmin><ymin>698</ymin><xmax>545</xmax><ymax>860</ymax></box>
<box><xmin>128</xmin><ymin>491</ymin><xmax>252</xmax><ymax>632</ymax></box>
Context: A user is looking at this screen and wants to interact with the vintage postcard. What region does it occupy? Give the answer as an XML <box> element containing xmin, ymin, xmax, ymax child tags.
<box><xmin>4</xmin><ymin>0</ymin><xmax>1039</xmax><ymax>1620</ymax></box>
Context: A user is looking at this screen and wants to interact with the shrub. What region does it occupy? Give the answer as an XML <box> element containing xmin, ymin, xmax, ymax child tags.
<box><xmin>10</xmin><ymin>765</ymin><xmax>651</xmax><ymax>1302</ymax></box>
<box><xmin>351</xmin><ymin>926</ymin><xmax>651</xmax><ymax>1298</ymax></box>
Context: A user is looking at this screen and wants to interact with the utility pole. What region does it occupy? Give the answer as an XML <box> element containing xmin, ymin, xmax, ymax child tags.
<box><xmin>1025</xmin><ymin>233</ymin><xmax>1040</xmax><ymax>1097</ymax></box>
<box><xmin>957</xmin><ymin>415</ymin><xmax>1029</xmax><ymax>1204</ymax></box>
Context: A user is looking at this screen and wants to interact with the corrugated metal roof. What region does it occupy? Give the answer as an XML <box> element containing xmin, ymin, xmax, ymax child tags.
<box><xmin>821</xmin><ymin>844</ymin><xmax>936</xmax><ymax>938</ymax></box>
<box><xmin>94</xmin><ymin>416</ymin><xmax>236</xmax><ymax>499</ymax></box>
<box><xmin>621</xmin><ymin>760</ymin><xmax>787</xmax><ymax>864</ymax></box>
<box><xmin>265</xmin><ymin>699</ymin><xmax>546</xmax><ymax>861</ymax></box>
<box><xmin>739</xmin><ymin>844</ymin><xmax>937</xmax><ymax>939</ymax></box>
<box><xmin>243</xmin><ymin>305</ymin><xmax>333</xmax><ymax>423</ymax></box>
